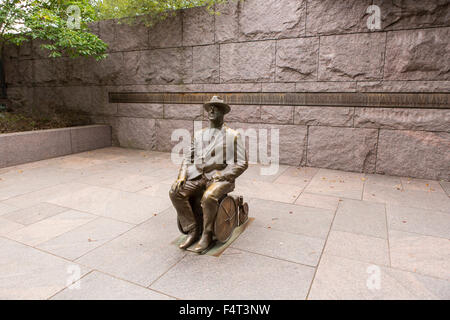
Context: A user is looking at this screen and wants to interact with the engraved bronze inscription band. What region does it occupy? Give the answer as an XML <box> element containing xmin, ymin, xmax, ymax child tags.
<box><xmin>109</xmin><ymin>92</ymin><xmax>450</xmax><ymax>109</ymax></box>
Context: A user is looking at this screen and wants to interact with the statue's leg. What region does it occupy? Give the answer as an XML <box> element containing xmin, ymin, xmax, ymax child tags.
<box><xmin>192</xmin><ymin>181</ymin><xmax>235</xmax><ymax>253</ymax></box>
<box><xmin>169</xmin><ymin>178</ymin><xmax>206</xmax><ymax>249</ymax></box>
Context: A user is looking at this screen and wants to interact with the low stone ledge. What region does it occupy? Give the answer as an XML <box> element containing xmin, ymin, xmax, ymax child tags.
<box><xmin>376</xmin><ymin>130</ymin><xmax>450</xmax><ymax>181</ymax></box>
<box><xmin>354</xmin><ymin>108</ymin><xmax>450</xmax><ymax>132</ymax></box>
<box><xmin>0</xmin><ymin>125</ymin><xmax>112</xmax><ymax>168</ymax></box>
<box><xmin>307</xmin><ymin>126</ymin><xmax>378</xmax><ymax>173</ymax></box>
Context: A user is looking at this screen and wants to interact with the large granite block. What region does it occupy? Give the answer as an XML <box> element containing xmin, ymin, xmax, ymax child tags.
<box><xmin>155</xmin><ymin>119</ymin><xmax>193</xmax><ymax>152</ymax></box>
<box><xmin>164</xmin><ymin>104</ymin><xmax>203</xmax><ymax>120</ymax></box>
<box><xmin>90</xmin><ymin>86</ymin><xmax>118</xmax><ymax>116</ymax></box>
<box><xmin>125</xmin><ymin>48</ymin><xmax>192</xmax><ymax>85</ymax></box>
<box><xmin>98</xmin><ymin>19</ymin><xmax>116</xmax><ymax>52</ymax></box>
<box><xmin>183</xmin><ymin>7</ymin><xmax>215</xmax><ymax>46</ymax></box>
<box><xmin>296</xmin><ymin>81</ymin><xmax>357</xmax><ymax>92</ymax></box>
<box><xmin>239</xmin><ymin>0</ymin><xmax>306</xmax><ymax>40</ymax></box>
<box><xmin>294</xmin><ymin>106</ymin><xmax>354</xmax><ymax>127</ymax></box>
<box><xmin>33</xmin><ymin>59</ymin><xmax>67</xmax><ymax>85</ymax></box>
<box><xmin>5</xmin><ymin>59</ymin><xmax>33</xmax><ymax>86</ymax></box>
<box><xmin>114</xmin><ymin>19</ymin><xmax>149</xmax><ymax>51</ymax></box>
<box><xmin>215</xmin><ymin>0</ymin><xmax>239</xmax><ymax>43</ymax></box>
<box><xmin>19</xmin><ymin>40</ymin><xmax>32</xmax><ymax>58</ymax></box>
<box><xmin>148</xmin><ymin>12</ymin><xmax>182</xmax><ymax>48</ymax></box>
<box><xmin>3</xmin><ymin>43</ymin><xmax>18</xmax><ymax>59</ymax></box>
<box><xmin>354</xmin><ymin>108</ymin><xmax>450</xmax><ymax>132</ymax></box>
<box><xmin>32</xmin><ymin>39</ymin><xmax>53</xmax><ymax>59</ymax></box>
<box><xmin>260</xmin><ymin>105</ymin><xmax>294</xmax><ymax>124</ymax></box>
<box><xmin>384</xmin><ymin>28</ymin><xmax>450</xmax><ymax>81</ymax></box>
<box><xmin>61</xmin><ymin>86</ymin><xmax>92</xmax><ymax>112</ymax></box>
<box><xmin>319</xmin><ymin>33</ymin><xmax>386</xmax><ymax>81</ymax></box>
<box><xmin>356</xmin><ymin>80</ymin><xmax>450</xmax><ymax>92</ymax></box>
<box><xmin>307</xmin><ymin>127</ymin><xmax>378</xmax><ymax>173</ymax></box>
<box><xmin>66</xmin><ymin>57</ymin><xmax>89</xmax><ymax>85</ymax></box>
<box><xmin>220</xmin><ymin>41</ymin><xmax>275</xmax><ymax>83</ymax></box>
<box><xmin>70</xmin><ymin>125</ymin><xmax>112</xmax><ymax>153</ymax></box>
<box><xmin>276</xmin><ymin>37</ymin><xmax>319</xmax><ymax>82</ymax></box>
<box><xmin>4</xmin><ymin>59</ymin><xmax>18</xmax><ymax>86</ymax></box>
<box><xmin>262</xmin><ymin>83</ymin><xmax>296</xmax><ymax>92</ymax></box>
<box><xmin>115</xmin><ymin>117</ymin><xmax>156</xmax><ymax>150</ymax></box>
<box><xmin>0</xmin><ymin>128</ymin><xmax>72</xmax><ymax>168</ymax></box>
<box><xmin>193</xmin><ymin>45</ymin><xmax>219</xmax><ymax>83</ymax></box>
<box><xmin>33</xmin><ymin>86</ymin><xmax>64</xmax><ymax>113</ymax></box>
<box><xmin>375</xmin><ymin>0</ymin><xmax>450</xmax><ymax>30</ymax></box>
<box><xmin>202</xmin><ymin>83</ymin><xmax>262</xmax><ymax>92</ymax></box>
<box><xmin>5</xmin><ymin>86</ymin><xmax>34</xmax><ymax>111</ymax></box>
<box><xmin>306</xmin><ymin>0</ymin><xmax>372</xmax><ymax>35</ymax></box>
<box><xmin>118</xmin><ymin>103</ymin><xmax>163</xmax><ymax>118</ymax></box>
<box><xmin>227</xmin><ymin>122</ymin><xmax>307</xmax><ymax>166</ymax></box>
<box><xmin>377</xmin><ymin>130</ymin><xmax>450</xmax><ymax>181</ymax></box>
<box><xmin>87</xmin><ymin>22</ymin><xmax>100</xmax><ymax>37</ymax></box>
<box><xmin>86</xmin><ymin>52</ymin><xmax>124</xmax><ymax>85</ymax></box>
<box><xmin>220</xmin><ymin>105</ymin><xmax>261</xmax><ymax>123</ymax></box>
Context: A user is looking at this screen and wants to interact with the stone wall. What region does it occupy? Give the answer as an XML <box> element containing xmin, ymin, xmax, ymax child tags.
<box><xmin>4</xmin><ymin>0</ymin><xmax>450</xmax><ymax>180</ymax></box>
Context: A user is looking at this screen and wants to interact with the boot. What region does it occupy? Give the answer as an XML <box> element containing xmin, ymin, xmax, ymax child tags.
<box><xmin>192</xmin><ymin>231</ymin><xmax>213</xmax><ymax>254</ymax></box>
<box><xmin>179</xmin><ymin>228</ymin><xmax>199</xmax><ymax>250</ymax></box>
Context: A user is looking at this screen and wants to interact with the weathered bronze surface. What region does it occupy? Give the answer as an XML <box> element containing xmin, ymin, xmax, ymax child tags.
<box><xmin>169</xmin><ymin>96</ymin><xmax>249</xmax><ymax>254</ymax></box>
<box><xmin>110</xmin><ymin>92</ymin><xmax>450</xmax><ymax>109</ymax></box>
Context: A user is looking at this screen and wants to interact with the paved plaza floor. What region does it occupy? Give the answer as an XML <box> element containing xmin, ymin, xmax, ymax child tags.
<box><xmin>0</xmin><ymin>147</ymin><xmax>449</xmax><ymax>300</ymax></box>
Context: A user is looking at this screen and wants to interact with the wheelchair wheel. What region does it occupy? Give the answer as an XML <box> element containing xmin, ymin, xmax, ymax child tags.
<box><xmin>214</xmin><ymin>196</ymin><xmax>238</xmax><ymax>243</ymax></box>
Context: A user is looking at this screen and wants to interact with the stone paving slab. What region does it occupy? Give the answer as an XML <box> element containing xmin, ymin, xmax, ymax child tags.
<box><xmin>400</xmin><ymin>177</ymin><xmax>446</xmax><ymax>193</ymax></box>
<box><xmin>0</xmin><ymin>237</ymin><xmax>91</xmax><ymax>300</ymax></box>
<box><xmin>304</xmin><ymin>169</ymin><xmax>365</xmax><ymax>200</ymax></box>
<box><xmin>308</xmin><ymin>254</ymin><xmax>450</xmax><ymax>300</ymax></box>
<box><xmin>2</xmin><ymin>182</ymin><xmax>89</xmax><ymax>209</ymax></box>
<box><xmin>240</xmin><ymin>164</ymin><xmax>290</xmax><ymax>183</ymax></box>
<box><xmin>151</xmin><ymin>248</ymin><xmax>316</xmax><ymax>300</ymax></box>
<box><xmin>75</xmin><ymin>209</ymin><xmax>186</xmax><ymax>287</ymax></box>
<box><xmin>6</xmin><ymin>210</ymin><xmax>97</xmax><ymax>247</ymax></box>
<box><xmin>0</xmin><ymin>202</ymin><xmax>18</xmax><ymax>215</ymax></box>
<box><xmin>37</xmin><ymin>217</ymin><xmax>134</xmax><ymax>260</ymax></box>
<box><xmin>51</xmin><ymin>271</ymin><xmax>173</xmax><ymax>300</ymax></box>
<box><xmin>273</xmin><ymin>166</ymin><xmax>319</xmax><ymax>186</ymax></box>
<box><xmin>231</xmin><ymin>224</ymin><xmax>325</xmax><ymax>266</ymax></box>
<box><xmin>332</xmin><ymin>199</ymin><xmax>387</xmax><ymax>239</ymax></box>
<box><xmin>72</xmin><ymin>170</ymin><xmax>164</xmax><ymax>193</ymax></box>
<box><xmin>324</xmin><ymin>230</ymin><xmax>390</xmax><ymax>266</ymax></box>
<box><xmin>294</xmin><ymin>192</ymin><xmax>341</xmax><ymax>211</ymax></box>
<box><xmin>0</xmin><ymin>147</ymin><xmax>449</xmax><ymax>299</ymax></box>
<box><xmin>246</xmin><ymin>198</ymin><xmax>334</xmax><ymax>239</ymax></box>
<box><xmin>387</xmin><ymin>204</ymin><xmax>450</xmax><ymax>239</ymax></box>
<box><xmin>48</xmin><ymin>185</ymin><xmax>172</xmax><ymax>224</ymax></box>
<box><xmin>363</xmin><ymin>182</ymin><xmax>450</xmax><ymax>213</ymax></box>
<box><xmin>232</xmin><ymin>179</ymin><xmax>304</xmax><ymax>203</ymax></box>
<box><xmin>0</xmin><ymin>217</ymin><xmax>24</xmax><ymax>236</ymax></box>
<box><xmin>389</xmin><ymin>230</ymin><xmax>450</xmax><ymax>281</ymax></box>
<box><xmin>2</xmin><ymin>203</ymin><xmax>68</xmax><ymax>226</ymax></box>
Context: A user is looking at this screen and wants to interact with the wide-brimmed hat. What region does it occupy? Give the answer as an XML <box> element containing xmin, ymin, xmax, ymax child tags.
<box><xmin>203</xmin><ymin>96</ymin><xmax>231</xmax><ymax>114</ymax></box>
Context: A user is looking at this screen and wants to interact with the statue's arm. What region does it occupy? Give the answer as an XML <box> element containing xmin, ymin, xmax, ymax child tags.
<box><xmin>177</xmin><ymin>134</ymin><xmax>195</xmax><ymax>181</ymax></box>
<box><xmin>218</xmin><ymin>133</ymin><xmax>248</xmax><ymax>181</ymax></box>
<box><xmin>172</xmin><ymin>134</ymin><xmax>196</xmax><ymax>192</ymax></box>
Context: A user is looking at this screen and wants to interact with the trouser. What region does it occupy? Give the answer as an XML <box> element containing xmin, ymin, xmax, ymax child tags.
<box><xmin>169</xmin><ymin>175</ymin><xmax>235</xmax><ymax>235</ymax></box>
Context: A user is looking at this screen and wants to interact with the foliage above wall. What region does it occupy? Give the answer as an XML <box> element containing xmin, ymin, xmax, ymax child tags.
<box><xmin>96</xmin><ymin>0</ymin><xmax>232</xmax><ymax>26</ymax></box>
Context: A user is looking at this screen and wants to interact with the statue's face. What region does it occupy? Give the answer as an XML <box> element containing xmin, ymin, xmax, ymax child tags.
<box><xmin>208</xmin><ymin>105</ymin><xmax>224</xmax><ymax>122</ymax></box>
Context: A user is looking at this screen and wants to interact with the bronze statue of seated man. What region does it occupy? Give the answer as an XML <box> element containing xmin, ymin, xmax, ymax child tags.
<box><xmin>169</xmin><ymin>96</ymin><xmax>248</xmax><ymax>254</ymax></box>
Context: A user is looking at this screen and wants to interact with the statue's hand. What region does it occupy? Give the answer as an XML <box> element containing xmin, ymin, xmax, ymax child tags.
<box><xmin>172</xmin><ymin>178</ymin><xmax>186</xmax><ymax>193</ymax></box>
<box><xmin>212</xmin><ymin>173</ymin><xmax>227</xmax><ymax>182</ymax></box>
